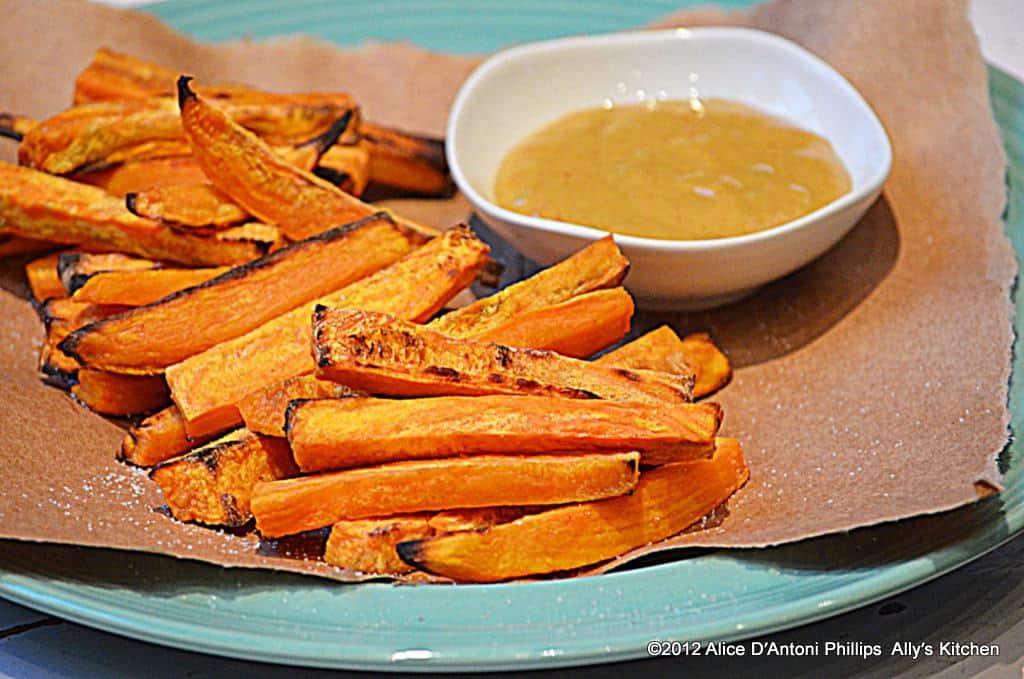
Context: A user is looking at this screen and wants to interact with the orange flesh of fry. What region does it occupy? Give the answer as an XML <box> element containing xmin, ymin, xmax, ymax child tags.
<box><xmin>598</xmin><ymin>326</ymin><xmax>732</xmax><ymax>399</ymax></box>
<box><xmin>286</xmin><ymin>395</ymin><xmax>722</xmax><ymax>472</ymax></box>
<box><xmin>178</xmin><ymin>77</ymin><xmax>431</xmax><ymax>241</ymax></box>
<box><xmin>71</xmin><ymin>368</ymin><xmax>170</xmax><ymax>416</ymax></box>
<box><xmin>71</xmin><ymin>157</ymin><xmax>211</xmax><ymax>197</ymax></box>
<box><xmin>252</xmin><ymin>452</ymin><xmax>640</xmax><ymax>538</ymax></box>
<box><xmin>477</xmin><ymin>287</ymin><xmax>634</xmax><ymax>358</ymax></box>
<box><xmin>428</xmin><ymin>235</ymin><xmax>629</xmax><ymax>339</ymax></box>
<box><xmin>70</xmin><ymin>266</ymin><xmax>230</xmax><ymax>306</ymax></box>
<box><xmin>397</xmin><ymin>438</ymin><xmax>748</xmax><ymax>582</ymax></box>
<box><xmin>60</xmin><ymin>213</ymin><xmax>411</xmax><ymax>374</ymax></box>
<box><xmin>25</xmin><ymin>252</ymin><xmax>68</xmax><ymax>303</ymax></box>
<box><xmin>126</xmin><ymin>184</ymin><xmax>249</xmax><ymax>229</ymax></box>
<box><xmin>238</xmin><ymin>374</ymin><xmax>362</xmax><ymax>438</ymax></box>
<box><xmin>119</xmin><ymin>405</ymin><xmax>219</xmax><ymax>467</ymax></box>
<box><xmin>0</xmin><ymin>161</ymin><xmax>262</xmax><ymax>266</ymax></box>
<box><xmin>150</xmin><ymin>432</ymin><xmax>297</xmax><ymax>526</ymax></box>
<box><xmin>312</xmin><ymin>308</ymin><xmax>692</xmax><ymax>403</ymax></box>
<box><xmin>165</xmin><ymin>226</ymin><xmax>488</xmax><ymax>438</ymax></box>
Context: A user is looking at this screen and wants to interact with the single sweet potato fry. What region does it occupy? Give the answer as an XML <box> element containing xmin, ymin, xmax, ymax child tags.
<box><xmin>58</xmin><ymin>252</ymin><xmax>160</xmax><ymax>294</ymax></box>
<box><xmin>598</xmin><ymin>326</ymin><xmax>732</xmax><ymax>399</ymax></box>
<box><xmin>428</xmin><ymin>236</ymin><xmax>629</xmax><ymax>339</ymax></box>
<box><xmin>126</xmin><ymin>184</ymin><xmax>248</xmax><ymax>230</ymax></box>
<box><xmin>0</xmin><ymin>162</ymin><xmax>262</xmax><ymax>265</ymax></box>
<box><xmin>477</xmin><ymin>287</ymin><xmax>633</xmax><ymax>358</ymax></box>
<box><xmin>324</xmin><ymin>515</ymin><xmax>434</xmax><ymax>575</ymax></box>
<box><xmin>25</xmin><ymin>252</ymin><xmax>69</xmax><ymax>304</ymax></box>
<box><xmin>151</xmin><ymin>431</ymin><xmax>298</xmax><ymax>526</ymax></box>
<box><xmin>166</xmin><ymin>225</ymin><xmax>488</xmax><ymax>437</ymax></box>
<box><xmin>72</xmin><ymin>156</ymin><xmax>211</xmax><ymax>197</ymax></box>
<box><xmin>238</xmin><ymin>374</ymin><xmax>363</xmax><ymax>438</ymax></box>
<box><xmin>286</xmin><ymin>395</ymin><xmax>722</xmax><ymax>472</ymax></box>
<box><xmin>324</xmin><ymin>507</ymin><xmax>536</xmax><ymax>575</ymax></box>
<box><xmin>71</xmin><ymin>266</ymin><xmax>230</xmax><ymax>306</ymax></box>
<box><xmin>355</xmin><ymin>123</ymin><xmax>452</xmax><ymax>197</ymax></box>
<box><xmin>252</xmin><ymin>452</ymin><xmax>640</xmax><ymax>538</ymax></box>
<box><xmin>71</xmin><ymin>368</ymin><xmax>170</xmax><ymax>416</ymax></box>
<box><xmin>119</xmin><ymin>405</ymin><xmax>219</xmax><ymax>467</ymax></box>
<box><xmin>312</xmin><ymin>308</ymin><xmax>693</xmax><ymax>403</ymax></box>
<box><xmin>60</xmin><ymin>213</ymin><xmax>411</xmax><ymax>374</ymax></box>
<box><xmin>178</xmin><ymin>77</ymin><xmax>433</xmax><ymax>241</ymax></box>
<box><xmin>398</xmin><ymin>438</ymin><xmax>748</xmax><ymax>582</ymax></box>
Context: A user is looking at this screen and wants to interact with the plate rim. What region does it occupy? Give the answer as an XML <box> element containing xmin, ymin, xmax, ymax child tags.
<box><xmin>1</xmin><ymin>2</ymin><xmax>1021</xmax><ymax>672</ymax></box>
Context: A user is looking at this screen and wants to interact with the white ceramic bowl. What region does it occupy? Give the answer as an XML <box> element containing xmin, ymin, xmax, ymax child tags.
<box><xmin>447</xmin><ymin>28</ymin><xmax>892</xmax><ymax>309</ymax></box>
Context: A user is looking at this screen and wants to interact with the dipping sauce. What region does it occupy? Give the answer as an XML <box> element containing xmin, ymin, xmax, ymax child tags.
<box><xmin>494</xmin><ymin>98</ymin><xmax>851</xmax><ymax>240</ymax></box>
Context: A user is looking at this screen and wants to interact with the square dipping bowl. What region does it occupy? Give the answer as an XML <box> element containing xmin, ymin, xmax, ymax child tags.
<box><xmin>446</xmin><ymin>28</ymin><xmax>892</xmax><ymax>309</ymax></box>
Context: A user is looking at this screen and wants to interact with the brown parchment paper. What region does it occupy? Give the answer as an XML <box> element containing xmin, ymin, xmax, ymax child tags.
<box><xmin>0</xmin><ymin>0</ymin><xmax>1014</xmax><ymax>582</ymax></box>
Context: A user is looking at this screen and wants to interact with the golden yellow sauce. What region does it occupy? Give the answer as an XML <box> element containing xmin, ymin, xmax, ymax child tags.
<box><xmin>494</xmin><ymin>99</ymin><xmax>851</xmax><ymax>240</ymax></box>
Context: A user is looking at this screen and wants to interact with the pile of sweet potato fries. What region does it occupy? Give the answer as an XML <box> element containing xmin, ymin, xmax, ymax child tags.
<box><xmin>1</xmin><ymin>49</ymin><xmax>747</xmax><ymax>582</ymax></box>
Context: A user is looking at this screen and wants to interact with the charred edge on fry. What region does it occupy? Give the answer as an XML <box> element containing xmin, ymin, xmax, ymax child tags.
<box><xmin>0</xmin><ymin>114</ymin><xmax>23</xmax><ymax>141</ymax></box>
<box><xmin>424</xmin><ymin>365</ymin><xmax>460</xmax><ymax>381</ymax></box>
<box><xmin>282</xmin><ymin>398</ymin><xmax>314</xmax><ymax>437</ymax></box>
<box><xmin>56</xmin><ymin>253</ymin><xmax>90</xmax><ymax>295</ymax></box>
<box><xmin>58</xmin><ymin>212</ymin><xmax>395</xmax><ymax>362</ymax></box>
<box><xmin>124</xmin><ymin>192</ymin><xmax>140</xmax><ymax>217</ymax></box>
<box><xmin>363</xmin><ymin>127</ymin><xmax>448</xmax><ymax>171</ymax></box>
<box><xmin>297</xmin><ymin>109</ymin><xmax>355</xmax><ymax>153</ymax></box>
<box><xmin>176</xmin><ymin>75</ymin><xmax>197</xmax><ymax>109</ymax></box>
<box><xmin>39</xmin><ymin>360</ymin><xmax>77</xmax><ymax>390</ymax></box>
<box><xmin>312</xmin><ymin>166</ymin><xmax>353</xmax><ymax>190</ymax></box>
<box><xmin>394</xmin><ymin>539</ymin><xmax>427</xmax><ymax>569</ymax></box>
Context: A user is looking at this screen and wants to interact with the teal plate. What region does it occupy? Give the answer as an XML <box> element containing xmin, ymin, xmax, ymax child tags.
<box><xmin>1</xmin><ymin>1</ymin><xmax>1022</xmax><ymax>672</ymax></box>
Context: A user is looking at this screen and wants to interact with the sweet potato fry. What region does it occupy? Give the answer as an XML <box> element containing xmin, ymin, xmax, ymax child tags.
<box><xmin>60</xmin><ymin>213</ymin><xmax>411</xmax><ymax>374</ymax></box>
<box><xmin>358</xmin><ymin>123</ymin><xmax>453</xmax><ymax>197</ymax></box>
<box><xmin>71</xmin><ymin>368</ymin><xmax>170</xmax><ymax>416</ymax></box>
<box><xmin>73</xmin><ymin>48</ymin><xmax>358</xmax><ymax>113</ymax></box>
<box><xmin>598</xmin><ymin>326</ymin><xmax>732</xmax><ymax>399</ymax></box>
<box><xmin>120</xmin><ymin>405</ymin><xmax>218</xmax><ymax>467</ymax></box>
<box><xmin>476</xmin><ymin>287</ymin><xmax>633</xmax><ymax>358</ymax></box>
<box><xmin>286</xmin><ymin>395</ymin><xmax>722</xmax><ymax>472</ymax></box>
<box><xmin>0</xmin><ymin>236</ymin><xmax>57</xmax><ymax>258</ymax></box>
<box><xmin>324</xmin><ymin>515</ymin><xmax>434</xmax><ymax>575</ymax></box>
<box><xmin>237</xmin><ymin>374</ymin><xmax>362</xmax><ymax>437</ymax></box>
<box><xmin>71</xmin><ymin>156</ymin><xmax>211</xmax><ymax>197</ymax></box>
<box><xmin>25</xmin><ymin>252</ymin><xmax>69</xmax><ymax>304</ymax></box>
<box><xmin>429</xmin><ymin>236</ymin><xmax>629</xmax><ymax>339</ymax></box>
<box><xmin>126</xmin><ymin>184</ymin><xmax>248</xmax><ymax>230</ymax></box>
<box><xmin>252</xmin><ymin>452</ymin><xmax>640</xmax><ymax>538</ymax></box>
<box><xmin>165</xmin><ymin>225</ymin><xmax>488</xmax><ymax>437</ymax></box>
<box><xmin>58</xmin><ymin>252</ymin><xmax>159</xmax><ymax>294</ymax></box>
<box><xmin>324</xmin><ymin>507</ymin><xmax>535</xmax><ymax>575</ymax></box>
<box><xmin>151</xmin><ymin>431</ymin><xmax>298</xmax><ymax>526</ymax></box>
<box><xmin>70</xmin><ymin>266</ymin><xmax>230</xmax><ymax>306</ymax></box>
<box><xmin>397</xmin><ymin>438</ymin><xmax>748</xmax><ymax>582</ymax></box>
<box><xmin>312</xmin><ymin>308</ymin><xmax>693</xmax><ymax>403</ymax></box>
<box><xmin>0</xmin><ymin>162</ymin><xmax>263</xmax><ymax>265</ymax></box>
<box><xmin>178</xmin><ymin>77</ymin><xmax>433</xmax><ymax>241</ymax></box>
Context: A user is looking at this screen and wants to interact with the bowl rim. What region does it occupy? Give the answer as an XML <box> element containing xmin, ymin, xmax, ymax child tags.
<box><xmin>446</xmin><ymin>26</ymin><xmax>893</xmax><ymax>253</ymax></box>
